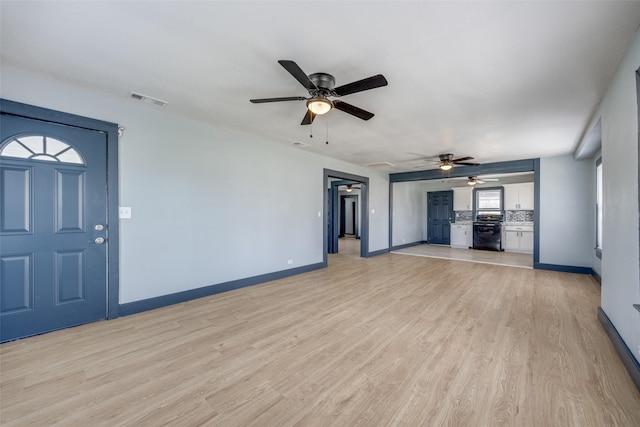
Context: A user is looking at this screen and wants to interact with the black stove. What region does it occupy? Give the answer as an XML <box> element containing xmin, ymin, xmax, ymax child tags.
<box><xmin>473</xmin><ymin>214</ymin><xmax>503</xmax><ymax>251</ymax></box>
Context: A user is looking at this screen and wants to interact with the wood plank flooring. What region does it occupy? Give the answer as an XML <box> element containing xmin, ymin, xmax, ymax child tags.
<box><xmin>393</xmin><ymin>243</ymin><xmax>534</xmax><ymax>269</ymax></box>
<box><xmin>1</xmin><ymin>253</ymin><xmax>639</xmax><ymax>426</ymax></box>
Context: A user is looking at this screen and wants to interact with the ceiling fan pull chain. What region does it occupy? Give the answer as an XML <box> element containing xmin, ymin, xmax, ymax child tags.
<box><xmin>310</xmin><ymin>118</ymin><xmax>313</xmax><ymax>138</ymax></box>
<box><xmin>326</xmin><ymin>117</ymin><xmax>329</xmax><ymax>144</ymax></box>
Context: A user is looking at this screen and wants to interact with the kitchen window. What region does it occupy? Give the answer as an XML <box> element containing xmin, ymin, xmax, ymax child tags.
<box><xmin>595</xmin><ymin>157</ymin><xmax>602</xmax><ymax>258</ymax></box>
<box><xmin>475</xmin><ymin>188</ymin><xmax>503</xmax><ymax>216</ymax></box>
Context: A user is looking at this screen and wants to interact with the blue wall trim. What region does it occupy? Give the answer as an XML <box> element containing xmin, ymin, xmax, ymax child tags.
<box><xmin>119</xmin><ymin>262</ymin><xmax>326</xmax><ymax>316</ymax></box>
<box><xmin>1</xmin><ymin>98</ymin><xmax>120</xmax><ymax>320</ymax></box>
<box><xmin>390</xmin><ymin>158</ymin><xmax>537</xmax><ymax>182</ymax></box>
<box><xmin>533</xmin><ymin>158</ymin><xmax>541</xmax><ymax>267</ymax></box>
<box><xmin>598</xmin><ymin>307</ymin><xmax>640</xmax><ymax>392</ymax></box>
<box><xmin>324</xmin><ymin>169</ymin><xmax>370</xmax><ymax>260</ymax></box>
<box><xmin>534</xmin><ymin>263</ymin><xmax>592</xmax><ymax>274</ymax></box>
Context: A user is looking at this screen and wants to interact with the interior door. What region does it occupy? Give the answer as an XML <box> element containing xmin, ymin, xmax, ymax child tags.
<box><xmin>0</xmin><ymin>114</ymin><xmax>108</xmax><ymax>342</ymax></box>
<box><xmin>427</xmin><ymin>191</ymin><xmax>453</xmax><ymax>245</ymax></box>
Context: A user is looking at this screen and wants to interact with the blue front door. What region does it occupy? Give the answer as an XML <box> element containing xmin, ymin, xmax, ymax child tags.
<box><xmin>1</xmin><ymin>114</ymin><xmax>108</xmax><ymax>342</ymax></box>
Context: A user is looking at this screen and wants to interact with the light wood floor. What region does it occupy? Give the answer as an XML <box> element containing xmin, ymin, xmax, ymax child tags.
<box><xmin>1</xmin><ymin>253</ymin><xmax>639</xmax><ymax>426</ymax></box>
<box><xmin>394</xmin><ymin>243</ymin><xmax>534</xmax><ymax>269</ymax></box>
<box><xmin>338</xmin><ymin>235</ymin><xmax>361</xmax><ymax>257</ymax></box>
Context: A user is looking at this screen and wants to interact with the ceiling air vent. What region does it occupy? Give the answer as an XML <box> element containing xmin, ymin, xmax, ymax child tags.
<box><xmin>365</xmin><ymin>161</ymin><xmax>395</xmax><ymax>168</ymax></box>
<box><xmin>129</xmin><ymin>91</ymin><xmax>168</xmax><ymax>107</ymax></box>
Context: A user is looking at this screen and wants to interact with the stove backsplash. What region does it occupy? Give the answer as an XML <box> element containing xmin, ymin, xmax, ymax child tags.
<box><xmin>454</xmin><ymin>211</ymin><xmax>473</xmax><ymax>221</ymax></box>
<box><xmin>454</xmin><ymin>210</ymin><xmax>534</xmax><ymax>222</ymax></box>
<box><xmin>505</xmin><ymin>210</ymin><xmax>534</xmax><ymax>222</ymax></box>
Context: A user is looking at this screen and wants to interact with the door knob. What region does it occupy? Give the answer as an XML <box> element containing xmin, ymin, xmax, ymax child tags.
<box><xmin>95</xmin><ymin>237</ymin><xmax>105</xmax><ymax>245</ymax></box>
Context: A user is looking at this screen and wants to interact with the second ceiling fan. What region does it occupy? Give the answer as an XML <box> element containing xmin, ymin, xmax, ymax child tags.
<box><xmin>436</xmin><ymin>153</ymin><xmax>480</xmax><ymax>171</ymax></box>
<box><xmin>250</xmin><ymin>60</ymin><xmax>388</xmax><ymax>125</ymax></box>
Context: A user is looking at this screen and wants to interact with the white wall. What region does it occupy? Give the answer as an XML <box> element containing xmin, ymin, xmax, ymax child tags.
<box><xmin>586</xmin><ymin>31</ymin><xmax>640</xmax><ymax>363</ymax></box>
<box><xmin>391</xmin><ymin>181</ymin><xmax>425</xmax><ymax>246</ymax></box>
<box><xmin>538</xmin><ymin>154</ymin><xmax>594</xmax><ymax>267</ymax></box>
<box><xmin>1</xmin><ymin>66</ymin><xmax>389</xmax><ymax>303</ymax></box>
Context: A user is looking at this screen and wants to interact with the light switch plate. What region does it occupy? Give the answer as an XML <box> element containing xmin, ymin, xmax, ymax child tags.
<box><xmin>119</xmin><ymin>207</ymin><xmax>132</xmax><ymax>219</ymax></box>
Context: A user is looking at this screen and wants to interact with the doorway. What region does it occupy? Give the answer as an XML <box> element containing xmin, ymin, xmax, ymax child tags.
<box><xmin>339</xmin><ymin>193</ymin><xmax>360</xmax><ymax>257</ymax></box>
<box><xmin>340</xmin><ymin>195</ymin><xmax>358</xmax><ymax>237</ymax></box>
<box><xmin>0</xmin><ymin>100</ymin><xmax>119</xmax><ymax>342</ymax></box>
<box><xmin>323</xmin><ymin>169</ymin><xmax>369</xmax><ymax>262</ymax></box>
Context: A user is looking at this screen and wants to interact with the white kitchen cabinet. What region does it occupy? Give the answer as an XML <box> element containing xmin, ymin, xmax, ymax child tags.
<box><xmin>520</xmin><ymin>230</ymin><xmax>534</xmax><ymax>252</ymax></box>
<box><xmin>503</xmin><ymin>182</ymin><xmax>534</xmax><ymax>210</ymax></box>
<box><xmin>503</xmin><ymin>225</ymin><xmax>533</xmax><ymax>253</ymax></box>
<box><xmin>453</xmin><ymin>187</ymin><xmax>473</xmax><ymax>211</ymax></box>
<box><xmin>466</xmin><ymin>224</ymin><xmax>473</xmax><ymax>248</ymax></box>
<box><xmin>451</xmin><ymin>223</ymin><xmax>471</xmax><ymax>248</ymax></box>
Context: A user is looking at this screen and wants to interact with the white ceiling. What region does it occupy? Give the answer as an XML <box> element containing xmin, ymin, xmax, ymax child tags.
<box><xmin>2</xmin><ymin>1</ymin><xmax>639</xmax><ymax>173</ymax></box>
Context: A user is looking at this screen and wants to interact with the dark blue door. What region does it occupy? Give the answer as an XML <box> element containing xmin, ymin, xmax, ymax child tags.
<box><xmin>1</xmin><ymin>114</ymin><xmax>108</xmax><ymax>342</ymax></box>
<box><xmin>427</xmin><ymin>191</ymin><xmax>453</xmax><ymax>245</ymax></box>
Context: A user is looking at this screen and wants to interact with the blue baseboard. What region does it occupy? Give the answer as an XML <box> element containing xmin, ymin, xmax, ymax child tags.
<box><xmin>367</xmin><ymin>248</ymin><xmax>390</xmax><ymax>257</ymax></box>
<box><xmin>534</xmin><ymin>262</ymin><xmax>592</xmax><ymax>274</ymax></box>
<box><xmin>119</xmin><ymin>262</ymin><xmax>325</xmax><ymax>316</ymax></box>
<box><xmin>390</xmin><ymin>241</ymin><xmax>426</xmax><ymax>251</ymax></box>
<box><xmin>598</xmin><ymin>307</ymin><xmax>640</xmax><ymax>392</ymax></box>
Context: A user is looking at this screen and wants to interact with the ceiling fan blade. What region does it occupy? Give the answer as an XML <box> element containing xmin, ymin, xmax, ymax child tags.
<box><xmin>301</xmin><ymin>109</ymin><xmax>316</xmax><ymax>125</ymax></box>
<box><xmin>278</xmin><ymin>60</ymin><xmax>317</xmax><ymax>91</ymax></box>
<box><xmin>333</xmin><ymin>100</ymin><xmax>374</xmax><ymax>121</ymax></box>
<box><xmin>454</xmin><ymin>162</ymin><xmax>481</xmax><ymax>166</ymax></box>
<box><xmin>333</xmin><ymin>74</ymin><xmax>388</xmax><ymax>96</ymax></box>
<box><xmin>250</xmin><ymin>96</ymin><xmax>307</xmax><ymax>103</ymax></box>
<box><xmin>452</xmin><ymin>156</ymin><xmax>474</xmax><ymax>162</ymax></box>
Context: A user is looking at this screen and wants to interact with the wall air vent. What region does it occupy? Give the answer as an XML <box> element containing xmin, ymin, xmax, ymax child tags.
<box><xmin>365</xmin><ymin>161</ymin><xmax>395</xmax><ymax>168</ymax></box>
<box><xmin>129</xmin><ymin>91</ymin><xmax>168</xmax><ymax>107</ymax></box>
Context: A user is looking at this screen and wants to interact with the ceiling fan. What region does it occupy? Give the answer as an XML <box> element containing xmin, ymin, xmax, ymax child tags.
<box><xmin>466</xmin><ymin>176</ymin><xmax>499</xmax><ymax>186</ymax></box>
<box><xmin>250</xmin><ymin>60</ymin><xmax>388</xmax><ymax>125</ymax></box>
<box><xmin>342</xmin><ymin>184</ymin><xmax>361</xmax><ymax>193</ymax></box>
<box><xmin>435</xmin><ymin>154</ymin><xmax>480</xmax><ymax>171</ymax></box>
<box><xmin>412</xmin><ymin>153</ymin><xmax>481</xmax><ymax>170</ymax></box>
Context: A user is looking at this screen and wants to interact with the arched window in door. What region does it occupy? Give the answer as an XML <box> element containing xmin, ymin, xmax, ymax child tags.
<box><xmin>1</xmin><ymin>135</ymin><xmax>85</xmax><ymax>165</ymax></box>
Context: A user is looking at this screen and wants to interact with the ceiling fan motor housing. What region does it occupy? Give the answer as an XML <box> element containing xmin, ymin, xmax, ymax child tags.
<box><xmin>308</xmin><ymin>73</ymin><xmax>336</xmax><ymax>91</ymax></box>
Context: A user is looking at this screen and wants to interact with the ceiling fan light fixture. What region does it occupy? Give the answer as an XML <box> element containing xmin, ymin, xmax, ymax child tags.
<box><xmin>346</xmin><ymin>185</ymin><xmax>353</xmax><ymax>192</ymax></box>
<box><xmin>468</xmin><ymin>178</ymin><xmax>477</xmax><ymax>185</ymax></box>
<box><xmin>307</xmin><ymin>98</ymin><xmax>333</xmax><ymax>115</ymax></box>
<box><xmin>439</xmin><ymin>161</ymin><xmax>453</xmax><ymax>171</ymax></box>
